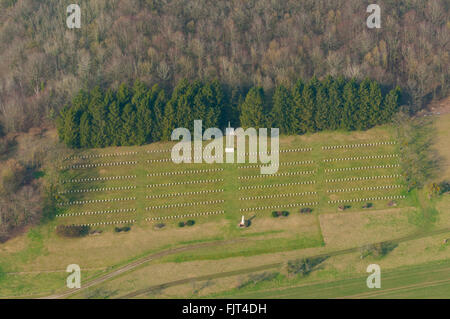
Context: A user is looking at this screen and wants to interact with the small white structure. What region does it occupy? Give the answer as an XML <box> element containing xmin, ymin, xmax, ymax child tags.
<box><xmin>225</xmin><ymin>122</ymin><xmax>235</xmax><ymax>153</ymax></box>
<box><xmin>239</xmin><ymin>215</ymin><xmax>246</xmax><ymax>227</ymax></box>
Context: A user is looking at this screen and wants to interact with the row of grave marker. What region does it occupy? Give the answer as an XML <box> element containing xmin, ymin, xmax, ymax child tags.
<box><xmin>62</xmin><ymin>175</ymin><xmax>137</xmax><ymax>184</ymax></box>
<box><xmin>145</xmin><ymin>199</ymin><xmax>224</xmax><ymax>210</ymax></box>
<box><xmin>240</xmin><ymin>202</ymin><xmax>318</xmax><ymax>212</ymax></box>
<box><xmin>322</xmin><ymin>141</ymin><xmax>396</xmax><ymax>150</ymax></box>
<box><xmin>146</xmin><ymin>149</ymin><xmax>171</xmax><ymax>153</ymax></box>
<box><xmin>143</xmin><ymin>147</ymin><xmax>314</xmax><ymax>163</ymax></box>
<box><xmin>147</xmin><ymin>158</ymin><xmax>172</xmax><ymax>163</ymax></box>
<box><xmin>328</xmin><ymin>195</ymin><xmax>406</xmax><ymax>204</ymax></box>
<box><xmin>326</xmin><ymin>174</ymin><xmax>402</xmax><ymax>183</ymax></box>
<box><xmin>56</xmin><ymin>208</ymin><xmax>136</xmax><ymax>217</ymax></box>
<box><xmin>327</xmin><ymin>185</ymin><xmax>403</xmax><ymax>193</ymax></box>
<box><xmin>238</xmin><ymin>170</ymin><xmax>315</xmax><ymax>179</ymax></box>
<box><xmin>63</xmin><ymin>161</ymin><xmax>138</xmax><ymax>170</ymax></box>
<box><xmin>145</xmin><ymin>189</ymin><xmax>224</xmax><ymax>199</ymax></box>
<box><xmin>146</xmin><ymin>179</ymin><xmax>224</xmax><ymax>187</ymax></box>
<box><xmin>325</xmin><ymin>164</ymin><xmax>400</xmax><ymax>173</ymax></box>
<box><xmin>239</xmin><ymin>191</ymin><xmax>317</xmax><ymax>201</ymax></box>
<box><xmin>146</xmin><ymin>210</ymin><xmax>225</xmax><ymax>221</ymax></box>
<box><xmin>58</xmin><ymin>197</ymin><xmax>136</xmax><ymax>206</ymax></box>
<box><xmin>146</xmin><ymin>168</ymin><xmax>223</xmax><ymax>176</ymax></box>
<box><xmin>67</xmin><ymin>219</ymin><xmax>136</xmax><ymax>227</ymax></box>
<box><xmin>323</xmin><ymin>154</ymin><xmax>399</xmax><ymax>162</ymax></box>
<box><xmin>238</xmin><ymin>160</ymin><xmax>314</xmax><ymax>169</ymax></box>
<box><xmin>58</xmin><ymin>185</ymin><xmax>136</xmax><ymax>194</ymax></box>
<box><xmin>238</xmin><ymin>181</ymin><xmax>316</xmax><ymax>190</ymax></box>
<box><xmin>64</xmin><ymin>151</ymin><xmax>138</xmax><ymax>161</ymax></box>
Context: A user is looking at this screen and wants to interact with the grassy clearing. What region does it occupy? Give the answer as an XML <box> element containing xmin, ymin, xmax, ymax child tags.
<box><xmin>55</xmin><ymin>125</ymin><xmax>406</xmax><ymax>229</ymax></box>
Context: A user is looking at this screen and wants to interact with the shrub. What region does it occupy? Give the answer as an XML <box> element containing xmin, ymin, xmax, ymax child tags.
<box><xmin>178</xmin><ymin>221</ymin><xmax>185</xmax><ymax>227</ymax></box>
<box><xmin>114</xmin><ymin>226</ymin><xmax>131</xmax><ymax>232</ymax></box>
<box><xmin>272</xmin><ymin>211</ymin><xmax>279</xmax><ymax>218</ymax></box>
<box><xmin>56</xmin><ymin>225</ymin><xmax>90</xmax><ymax>238</ymax></box>
<box><xmin>431</xmin><ymin>181</ymin><xmax>450</xmax><ymax>196</ymax></box>
<box><xmin>300</xmin><ymin>208</ymin><xmax>312</xmax><ymax>214</ymax></box>
<box><xmin>186</xmin><ymin>220</ymin><xmax>195</xmax><ymax>226</ymax></box>
<box><xmin>440</xmin><ymin>181</ymin><xmax>450</xmax><ymax>194</ymax></box>
<box><xmin>360</xmin><ymin>241</ymin><xmax>398</xmax><ymax>258</ymax></box>
<box><xmin>286</xmin><ymin>256</ymin><xmax>328</xmax><ymax>277</ymax></box>
<box><xmin>155</xmin><ymin>223</ymin><xmax>165</xmax><ymax>229</ymax></box>
<box><xmin>281</xmin><ymin>211</ymin><xmax>289</xmax><ymax>217</ymax></box>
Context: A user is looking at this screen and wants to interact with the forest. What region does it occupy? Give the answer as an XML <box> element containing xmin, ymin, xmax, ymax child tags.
<box><xmin>0</xmin><ymin>0</ymin><xmax>448</xmax><ymax>135</ymax></box>
<box><xmin>57</xmin><ymin>77</ymin><xmax>401</xmax><ymax>148</ymax></box>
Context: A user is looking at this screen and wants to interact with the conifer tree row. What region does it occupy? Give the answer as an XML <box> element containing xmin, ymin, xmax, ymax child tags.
<box><xmin>57</xmin><ymin>77</ymin><xmax>401</xmax><ymax>148</ymax></box>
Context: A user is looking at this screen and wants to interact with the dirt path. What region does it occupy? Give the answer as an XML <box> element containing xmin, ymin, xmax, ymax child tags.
<box><xmin>117</xmin><ymin>228</ymin><xmax>450</xmax><ymax>299</ymax></box>
<box><xmin>41</xmin><ymin>238</ymin><xmax>247</xmax><ymax>299</ymax></box>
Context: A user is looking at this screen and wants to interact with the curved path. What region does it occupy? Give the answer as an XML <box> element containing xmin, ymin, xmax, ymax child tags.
<box><xmin>41</xmin><ymin>238</ymin><xmax>246</xmax><ymax>299</ymax></box>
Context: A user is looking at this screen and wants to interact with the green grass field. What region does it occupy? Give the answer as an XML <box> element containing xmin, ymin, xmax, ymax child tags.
<box><xmin>209</xmin><ymin>259</ymin><xmax>450</xmax><ymax>299</ymax></box>
<box><xmin>56</xmin><ymin>125</ymin><xmax>407</xmax><ymax>229</ymax></box>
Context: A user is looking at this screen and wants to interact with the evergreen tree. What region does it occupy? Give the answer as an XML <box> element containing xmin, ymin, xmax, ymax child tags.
<box><xmin>107</xmin><ymin>100</ymin><xmax>122</xmax><ymax>146</ymax></box>
<box><xmin>161</xmin><ymin>100</ymin><xmax>175</xmax><ymax>141</ymax></box>
<box><xmin>117</xmin><ymin>83</ymin><xmax>131</xmax><ymax>107</ymax></box>
<box><xmin>210</xmin><ymin>80</ymin><xmax>225</xmax><ymax>128</ymax></box>
<box><xmin>114</xmin><ymin>83</ymin><xmax>132</xmax><ymax>145</ymax></box>
<box><xmin>314</xmin><ymin>80</ymin><xmax>328</xmax><ymax>131</ymax></box>
<box><xmin>79</xmin><ymin>112</ymin><xmax>92</xmax><ymax>148</ymax></box>
<box><xmin>291</xmin><ymin>79</ymin><xmax>305</xmax><ymax>134</ymax></box>
<box><xmin>88</xmin><ymin>86</ymin><xmax>108</xmax><ymax>147</ymax></box>
<box><xmin>368</xmin><ymin>80</ymin><xmax>382</xmax><ymax>126</ymax></box>
<box><xmin>121</xmin><ymin>103</ymin><xmax>137</xmax><ymax>146</ymax></box>
<box><xmin>240</xmin><ymin>87</ymin><xmax>266</xmax><ymax>129</ymax></box>
<box><xmin>56</xmin><ymin>107</ymin><xmax>68</xmax><ymax>142</ymax></box>
<box><xmin>150</xmin><ymin>86</ymin><xmax>166</xmax><ymax>141</ymax></box>
<box><xmin>300</xmin><ymin>78</ymin><xmax>318</xmax><ymax>133</ymax></box>
<box><xmin>381</xmin><ymin>86</ymin><xmax>401</xmax><ymax>123</ymax></box>
<box><xmin>194</xmin><ymin>81</ymin><xmax>215</xmax><ymax>128</ymax></box>
<box><xmin>226</xmin><ymin>86</ymin><xmax>244</xmax><ymax>128</ymax></box>
<box><xmin>62</xmin><ymin>107</ymin><xmax>81</xmax><ymax>148</ymax></box>
<box><xmin>341</xmin><ymin>79</ymin><xmax>359</xmax><ymax>130</ymax></box>
<box><xmin>197</xmin><ymin>80</ymin><xmax>224</xmax><ymax>129</ymax></box>
<box><xmin>272</xmin><ymin>84</ymin><xmax>294</xmax><ymax>134</ymax></box>
<box><xmin>326</xmin><ymin>76</ymin><xmax>343</xmax><ymax>130</ymax></box>
<box><xmin>132</xmin><ymin>80</ymin><xmax>152</xmax><ymax>145</ymax></box>
<box><xmin>166</xmin><ymin>79</ymin><xmax>194</xmax><ymax>131</ymax></box>
<box><xmin>357</xmin><ymin>78</ymin><xmax>372</xmax><ymax>130</ymax></box>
